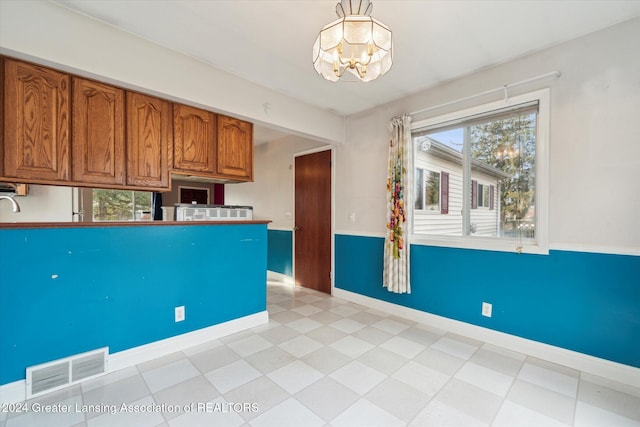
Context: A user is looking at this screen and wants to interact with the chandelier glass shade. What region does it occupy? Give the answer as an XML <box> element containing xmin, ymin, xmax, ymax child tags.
<box><xmin>313</xmin><ymin>0</ymin><xmax>393</xmax><ymax>82</ymax></box>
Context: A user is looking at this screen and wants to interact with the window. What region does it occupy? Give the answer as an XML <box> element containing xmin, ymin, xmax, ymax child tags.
<box><xmin>92</xmin><ymin>189</ymin><xmax>153</xmax><ymax>221</ymax></box>
<box><xmin>474</xmin><ymin>182</ymin><xmax>492</xmax><ymax>209</ymax></box>
<box><xmin>415</xmin><ymin>169</ymin><xmax>440</xmax><ymax>212</ymax></box>
<box><xmin>411</xmin><ymin>90</ymin><xmax>549</xmax><ymax>254</ymax></box>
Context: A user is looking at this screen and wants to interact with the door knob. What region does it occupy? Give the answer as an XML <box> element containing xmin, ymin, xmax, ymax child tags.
<box><xmin>293</xmin><ymin>226</ymin><xmax>300</xmax><ymax>231</ymax></box>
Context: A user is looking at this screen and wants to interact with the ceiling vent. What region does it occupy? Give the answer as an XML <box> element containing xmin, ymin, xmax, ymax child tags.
<box><xmin>26</xmin><ymin>348</ymin><xmax>108</xmax><ymax>398</ymax></box>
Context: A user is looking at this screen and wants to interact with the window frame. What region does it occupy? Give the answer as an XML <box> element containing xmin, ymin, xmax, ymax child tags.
<box><xmin>410</xmin><ymin>89</ymin><xmax>550</xmax><ymax>255</ymax></box>
<box><xmin>415</xmin><ymin>168</ymin><xmax>441</xmax><ymax>213</ymax></box>
<box><xmin>475</xmin><ymin>182</ymin><xmax>491</xmax><ymax>209</ymax></box>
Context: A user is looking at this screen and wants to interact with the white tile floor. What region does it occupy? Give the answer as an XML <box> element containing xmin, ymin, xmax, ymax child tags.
<box><xmin>2</xmin><ymin>281</ymin><xmax>640</xmax><ymax>427</ymax></box>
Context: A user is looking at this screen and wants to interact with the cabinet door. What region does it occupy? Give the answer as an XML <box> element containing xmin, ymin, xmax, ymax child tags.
<box><xmin>72</xmin><ymin>77</ymin><xmax>125</xmax><ymax>185</ymax></box>
<box><xmin>126</xmin><ymin>92</ymin><xmax>170</xmax><ymax>188</ymax></box>
<box><xmin>3</xmin><ymin>59</ymin><xmax>70</xmax><ymax>181</ymax></box>
<box><xmin>173</xmin><ymin>104</ymin><xmax>216</xmax><ymax>173</ymax></box>
<box><xmin>217</xmin><ymin>115</ymin><xmax>253</xmax><ymax>180</ymax></box>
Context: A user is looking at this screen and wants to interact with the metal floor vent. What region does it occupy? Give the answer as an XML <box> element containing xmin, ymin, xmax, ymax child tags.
<box><xmin>26</xmin><ymin>347</ymin><xmax>108</xmax><ymax>398</ymax></box>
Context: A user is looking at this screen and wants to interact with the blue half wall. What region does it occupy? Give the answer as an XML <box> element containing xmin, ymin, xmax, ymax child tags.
<box><xmin>0</xmin><ymin>224</ymin><xmax>267</xmax><ymax>385</ymax></box>
<box><xmin>335</xmin><ymin>234</ymin><xmax>640</xmax><ymax>369</ymax></box>
<box><xmin>268</xmin><ymin>229</ymin><xmax>292</xmax><ymax>276</ymax></box>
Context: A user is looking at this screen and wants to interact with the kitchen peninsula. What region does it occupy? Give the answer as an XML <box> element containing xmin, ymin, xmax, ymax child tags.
<box><xmin>0</xmin><ymin>220</ymin><xmax>269</xmax><ymax>400</ymax></box>
<box><xmin>0</xmin><ymin>52</ymin><xmax>263</xmax><ymax>402</ymax></box>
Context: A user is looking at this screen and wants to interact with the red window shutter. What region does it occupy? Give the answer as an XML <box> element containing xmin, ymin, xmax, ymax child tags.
<box><xmin>490</xmin><ymin>185</ymin><xmax>495</xmax><ymax>210</ymax></box>
<box><xmin>441</xmin><ymin>171</ymin><xmax>449</xmax><ymax>214</ymax></box>
<box><xmin>471</xmin><ymin>180</ymin><xmax>478</xmax><ymax>209</ymax></box>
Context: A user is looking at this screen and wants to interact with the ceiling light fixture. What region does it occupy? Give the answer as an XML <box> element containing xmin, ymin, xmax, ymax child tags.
<box><xmin>313</xmin><ymin>0</ymin><xmax>393</xmax><ymax>82</ymax></box>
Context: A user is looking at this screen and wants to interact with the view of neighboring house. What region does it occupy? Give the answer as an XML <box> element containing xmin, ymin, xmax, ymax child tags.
<box><xmin>414</xmin><ymin>137</ymin><xmax>509</xmax><ymax>237</ymax></box>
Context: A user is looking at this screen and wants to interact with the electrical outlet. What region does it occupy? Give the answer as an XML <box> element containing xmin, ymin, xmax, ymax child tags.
<box><xmin>175</xmin><ymin>306</ymin><xmax>185</xmax><ymax>322</ymax></box>
<box><xmin>482</xmin><ymin>302</ymin><xmax>492</xmax><ymax>318</ymax></box>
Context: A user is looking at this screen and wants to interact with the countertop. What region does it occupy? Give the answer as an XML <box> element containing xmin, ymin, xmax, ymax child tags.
<box><xmin>0</xmin><ymin>220</ymin><xmax>271</xmax><ymax>229</ymax></box>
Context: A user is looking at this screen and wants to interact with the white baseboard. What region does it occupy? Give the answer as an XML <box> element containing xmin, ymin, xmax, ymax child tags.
<box><xmin>333</xmin><ymin>288</ymin><xmax>640</xmax><ymax>388</ymax></box>
<box><xmin>0</xmin><ymin>311</ymin><xmax>269</xmax><ymax>405</ymax></box>
<box><xmin>109</xmin><ymin>311</ymin><xmax>269</xmax><ymax>371</ymax></box>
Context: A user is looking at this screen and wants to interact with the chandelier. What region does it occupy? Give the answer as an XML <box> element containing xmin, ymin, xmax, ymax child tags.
<box><xmin>313</xmin><ymin>0</ymin><xmax>393</xmax><ymax>82</ymax></box>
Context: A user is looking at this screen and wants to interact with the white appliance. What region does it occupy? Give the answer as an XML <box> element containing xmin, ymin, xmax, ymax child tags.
<box><xmin>174</xmin><ymin>204</ymin><xmax>253</xmax><ymax>221</ymax></box>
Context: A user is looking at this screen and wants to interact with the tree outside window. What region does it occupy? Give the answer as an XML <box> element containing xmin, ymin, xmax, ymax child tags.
<box><xmin>92</xmin><ymin>190</ymin><xmax>152</xmax><ymax>221</ymax></box>
<box><xmin>424</xmin><ymin>170</ymin><xmax>440</xmax><ymax>211</ymax></box>
<box><xmin>415</xmin><ymin>168</ymin><xmax>440</xmax><ymax>212</ymax></box>
<box><xmin>470</xmin><ymin>113</ymin><xmax>536</xmax><ymax>237</ymax></box>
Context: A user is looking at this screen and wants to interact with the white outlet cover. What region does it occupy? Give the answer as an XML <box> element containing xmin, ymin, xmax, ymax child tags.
<box><xmin>175</xmin><ymin>306</ymin><xmax>185</xmax><ymax>322</ymax></box>
<box><xmin>482</xmin><ymin>302</ymin><xmax>492</xmax><ymax>318</ymax></box>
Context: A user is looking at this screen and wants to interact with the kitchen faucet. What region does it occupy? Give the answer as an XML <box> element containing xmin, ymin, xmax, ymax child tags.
<box><xmin>0</xmin><ymin>195</ymin><xmax>21</xmax><ymax>213</ymax></box>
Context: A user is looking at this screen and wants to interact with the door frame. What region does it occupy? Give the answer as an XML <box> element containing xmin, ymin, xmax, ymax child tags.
<box><xmin>292</xmin><ymin>145</ymin><xmax>335</xmax><ymax>294</ymax></box>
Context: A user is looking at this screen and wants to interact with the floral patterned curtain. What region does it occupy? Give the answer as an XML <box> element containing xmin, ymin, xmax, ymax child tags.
<box><xmin>384</xmin><ymin>114</ymin><xmax>412</xmax><ymax>294</ymax></box>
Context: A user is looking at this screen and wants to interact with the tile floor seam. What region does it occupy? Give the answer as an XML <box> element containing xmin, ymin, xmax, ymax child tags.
<box><xmin>572</xmin><ymin>370</ymin><xmax>583</xmax><ymax>427</ymax></box>
<box><xmin>404</xmin><ymin>389</ymin><xmax>438</xmax><ymax>426</ymax></box>
<box><xmin>290</xmin><ymin>380</ymin><xmax>338</xmax><ymax>423</ymax></box>
<box><xmin>416</xmin><ymin>341</ymin><xmax>478</xmax><ymax>426</ymax></box>
<box><xmin>490</xmin><ymin>351</ymin><xmax>528</xmax><ymax>427</ymax></box>
<box><xmin>135</xmin><ymin>361</ymin><xmax>165</xmax><ymax>425</ymax></box>
<box><xmin>78</xmin><ymin>385</ymin><xmax>87</xmax><ymax>426</ymax></box>
<box><xmin>371</xmin><ymin>346</ymin><xmax>411</xmax><ymax>378</ymax></box>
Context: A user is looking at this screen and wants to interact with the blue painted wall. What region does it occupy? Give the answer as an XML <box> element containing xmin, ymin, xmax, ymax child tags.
<box><xmin>0</xmin><ymin>224</ymin><xmax>267</xmax><ymax>385</ymax></box>
<box><xmin>335</xmin><ymin>234</ymin><xmax>640</xmax><ymax>368</ymax></box>
<box><xmin>267</xmin><ymin>229</ymin><xmax>292</xmax><ymax>276</ymax></box>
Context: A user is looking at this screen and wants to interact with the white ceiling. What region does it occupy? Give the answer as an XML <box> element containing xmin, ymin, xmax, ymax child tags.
<box><xmin>53</xmin><ymin>0</ymin><xmax>640</xmax><ymax>137</ymax></box>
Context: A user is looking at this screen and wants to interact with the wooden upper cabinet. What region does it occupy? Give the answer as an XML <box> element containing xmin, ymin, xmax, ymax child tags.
<box><xmin>126</xmin><ymin>92</ymin><xmax>171</xmax><ymax>189</ymax></box>
<box><xmin>3</xmin><ymin>59</ymin><xmax>70</xmax><ymax>181</ymax></box>
<box><xmin>0</xmin><ymin>56</ymin><xmax>255</xmax><ymax>188</ymax></box>
<box><xmin>217</xmin><ymin>115</ymin><xmax>253</xmax><ymax>180</ymax></box>
<box><xmin>172</xmin><ymin>104</ymin><xmax>216</xmax><ymax>174</ymax></box>
<box><xmin>72</xmin><ymin>77</ymin><xmax>125</xmax><ymax>185</ymax></box>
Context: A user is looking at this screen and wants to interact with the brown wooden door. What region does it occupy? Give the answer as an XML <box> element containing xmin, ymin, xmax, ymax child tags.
<box><xmin>173</xmin><ymin>104</ymin><xmax>216</xmax><ymax>174</ymax></box>
<box><xmin>217</xmin><ymin>115</ymin><xmax>253</xmax><ymax>180</ymax></box>
<box><xmin>3</xmin><ymin>59</ymin><xmax>70</xmax><ymax>181</ymax></box>
<box><xmin>126</xmin><ymin>92</ymin><xmax>171</xmax><ymax>188</ymax></box>
<box><xmin>72</xmin><ymin>77</ymin><xmax>125</xmax><ymax>185</ymax></box>
<box><xmin>294</xmin><ymin>149</ymin><xmax>332</xmax><ymax>293</ymax></box>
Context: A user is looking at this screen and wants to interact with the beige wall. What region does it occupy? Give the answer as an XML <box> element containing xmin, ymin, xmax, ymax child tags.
<box><xmin>225</xmin><ymin>137</ymin><xmax>328</xmax><ymax>229</ymax></box>
<box><xmin>336</xmin><ymin>17</ymin><xmax>640</xmax><ymax>254</ymax></box>
<box><xmin>0</xmin><ymin>185</ymin><xmax>72</xmax><ymax>222</ymax></box>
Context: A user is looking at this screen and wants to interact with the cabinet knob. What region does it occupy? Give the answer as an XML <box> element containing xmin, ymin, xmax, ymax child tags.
<box><xmin>293</xmin><ymin>226</ymin><xmax>300</xmax><ymax>231</ymax></box>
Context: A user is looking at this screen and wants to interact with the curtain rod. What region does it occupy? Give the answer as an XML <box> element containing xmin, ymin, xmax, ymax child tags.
<box><xmin>408</xmin><ymin>71</ymin><xmax>561</xmax><ymax>117</ymax></box>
